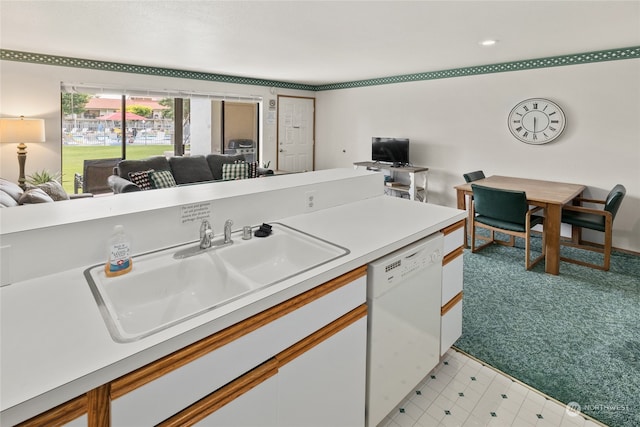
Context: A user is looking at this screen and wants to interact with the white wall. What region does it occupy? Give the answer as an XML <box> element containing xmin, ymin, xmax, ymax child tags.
<box><xmin>0</xmin><ymin>60</ymin><xmax>312</xmax><ymax>179</ymax></box>
<box><xmin>315</xmin><ymin>60</ymin><xmax>640</xmax><ymax>253</ymax></box>
<box><xmin>1</xmin><ymin>58</ymin><xmax>639</xmax><ymax>252</ymax></box>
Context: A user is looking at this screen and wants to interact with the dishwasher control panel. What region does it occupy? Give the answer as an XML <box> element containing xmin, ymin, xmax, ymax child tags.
<box><xmin>367</xmin><ymin>232</ymin><xmax>443</xmax><ymax>299</ymax></box>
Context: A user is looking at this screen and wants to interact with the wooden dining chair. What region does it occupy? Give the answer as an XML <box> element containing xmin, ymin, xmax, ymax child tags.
<box><xmin>470</xmin><ymin>184</ymin><xmax>545</xmax><ymax>270</ymax></box>
<box><xmin>560</xmin><ymin>184</ymin><xmax>626</xmax><ymax>271</ymax></box>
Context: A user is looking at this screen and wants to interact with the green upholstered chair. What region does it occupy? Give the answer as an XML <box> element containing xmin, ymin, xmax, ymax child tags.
<box><xmin>560</xmin><ymin>184</ymin><xmax>626</xmax><ymax>271</ymax></box>
<box><xmin>463</xmin><ymin>170</ymin><xmax>488</xmax><ymax>244</ymax></box>
<box><xmin>463</xmin><ymin>170</ymin><xmax>485</xmax><ymax>183</ymax></box>
<box><xmin>470</xmin><ymin>184</ymin><xmax>545</xmax><ymax>270</ymax></box>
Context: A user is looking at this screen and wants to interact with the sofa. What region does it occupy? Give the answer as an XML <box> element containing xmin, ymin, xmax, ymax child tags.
<box><xmin>108</xmin><ymin>153</ymin><xmax>273</xmax><ymax>193</ymax></box>
<box><xmin>1</xmin><ymin>178</ymin><xmax>92</xmax><ymax>207</ymax></box>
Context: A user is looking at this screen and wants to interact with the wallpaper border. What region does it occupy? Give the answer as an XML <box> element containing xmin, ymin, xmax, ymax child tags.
<box><xmin>1</xmin><ymin>46</ymin><xmax>639</xmax><ymax>92</ymax></box>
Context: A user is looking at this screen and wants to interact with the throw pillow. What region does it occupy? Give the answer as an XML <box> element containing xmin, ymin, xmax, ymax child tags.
<box><xmin>149</xmin><ymin>170</ymin><xmax>177</xmax><ymax>189</ymax></box>
<box><xmin>169</xmin><ymin>155</ymin><xmax>214</xmax><ymax>184</ymax></box>
<box><xmin>206</xmin><ymin>154</ymin><xmax>246</xmax><ymax>181</ymax></box>
<box><xmin>0</xmin><ymin>178</ymin><xmax>24</xmax><ymax>202</ymax></box>
<box><xmin>36</xmin><ymin>180</ymin><xmax>69</xmax><ymax>201</ymax></box>
<box><xmin>128</xmin><ymin>169</ymin><xmax>154</xmax><ymax>190</ymax></box>
<box><xmin>116</xmin><ymin>156</ymin><xmax>170</xmax><ymax>179</ymax></box>
<box><xmin>247</xmin><ymin>161</ymin><xmax>258</xmax><ymax>179</ymax></box>
<box><xmin>18</xmin><ymin>188</ymin><xmax>55</xmax><ymax>204</ymax></box>
<box><xmin>1</xmin><ymin>191</ymin><xmax>20</xmax><ymax>207</ymax></box>
<box><xmin>222</xmin><ymin>162</ymin><xmax>248</xmax><ymax>180</ymax></box>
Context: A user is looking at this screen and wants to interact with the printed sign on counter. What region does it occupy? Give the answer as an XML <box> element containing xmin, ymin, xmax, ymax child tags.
<box><xmin>181</xmin><ymin>202</ymin><xmax>212</xmax><ymax>224</ymax></box>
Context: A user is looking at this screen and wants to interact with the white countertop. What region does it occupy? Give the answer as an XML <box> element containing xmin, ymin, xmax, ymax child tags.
<box><xmin>0</xmin><ymin>195</ymin><xmax>465</xmax><ymax>425</ymax></box>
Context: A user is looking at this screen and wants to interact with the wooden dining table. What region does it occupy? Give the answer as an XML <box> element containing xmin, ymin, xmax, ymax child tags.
<box><xmin>454</xmin><ymin>175</ymin><xmax>585</xmax><ymax>275</ymax></box>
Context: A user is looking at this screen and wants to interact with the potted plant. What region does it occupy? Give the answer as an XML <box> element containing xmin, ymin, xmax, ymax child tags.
<box><xmin>25</xmin><ymin>169</ymin><xmax>61</xmax><ymax>186</ymax></box>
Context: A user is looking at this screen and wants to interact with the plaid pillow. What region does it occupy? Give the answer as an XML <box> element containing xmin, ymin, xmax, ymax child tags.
<box><xmin>222</xmin><ymin>162</ymin><xmax>248</xmax><ymax>180</ymax></box>
<box><xmin>149</xmin><ymin>170</ymin><xmax>177</xmax><ymax>189</ymax></box>
<box><xmin>128</xmin><ymin>169</ymin><xmax>154</xmax><ymax>190</ymax></box>
<box><xmin>247</xmin><ymin>161</ymin><xmax>258</xmax><ymax>178</ymax></box>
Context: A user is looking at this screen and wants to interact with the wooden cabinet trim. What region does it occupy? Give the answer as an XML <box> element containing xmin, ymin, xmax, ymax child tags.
<box><xmin>87</xmin><ymin>384</ymin><xmax>110</xmax><ymax>427</ymax></box>
<box><xmin>111</xmin><ymin>265</ymin><xmax>367</xmax><ymax>399</ymax></box>
<box><xmin>158</xmin><ymin>304</ymin><xmax>367</xmax><ymax>426</ymax></box>
<box><xmin>441</xmin><ymin>291</ymin><xmax>463</xmax><ymax>316</ymax></box>
<box><xmin>16</xmin><ymin>394</ymin><xmax>88</xmax><ymax>427</ymax></box>
<box><xmin>442</xmin><ymin>219</ymin><xmax>465</xmax><ymax>236</ymax></box>
<box><xmin>443</xmin><ymin>246</ymin><xmax>464</xmax><ymax>266</ymax></box>
<box><xmin>276</xmin><ymin>303</ymin><xmax>367</xmax><ymax>366</ymax></box>
<box><xmin>157</xmin><ymin>358</ymin><xmax>279</xmax><ymax>427</ymax></box>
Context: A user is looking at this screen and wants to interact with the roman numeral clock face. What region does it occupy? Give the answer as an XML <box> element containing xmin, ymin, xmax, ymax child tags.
<box><xmin>508</xmin><ymin>98</ymin><xmax>566</xmax><ymax>144</ymax></box>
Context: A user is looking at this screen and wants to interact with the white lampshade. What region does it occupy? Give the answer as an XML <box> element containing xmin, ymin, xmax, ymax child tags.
<box><xmin>0</xmin><ymin>116</ymin><xmax>46</xmax><ymax>143</ymax></box>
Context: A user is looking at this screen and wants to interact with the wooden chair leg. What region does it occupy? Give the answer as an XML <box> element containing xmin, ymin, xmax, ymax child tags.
<box><xmin>471</xmin><ymin>218</ymin><xmax>476</xmax><ymax>252</ymax></box>
<box><xmin>604</xmin><ymin>221</ymin><xmax>612</xmax><ymax>271</ymax></box>
<box><xmin>560</xmin><ymin>224</ymin><xmax>610</xmax><ymax>271</ymax></box>
<box><xmin>525</xmin><ymin>233</ymin><xmax>530</xmax><ymax>270</ymax></box>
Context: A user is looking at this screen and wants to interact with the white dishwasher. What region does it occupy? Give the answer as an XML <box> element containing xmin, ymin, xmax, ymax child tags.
<box><xmin>366</xmin><ymin>232</ymin><xmax>443</xmax><ymax>427</ymax></box>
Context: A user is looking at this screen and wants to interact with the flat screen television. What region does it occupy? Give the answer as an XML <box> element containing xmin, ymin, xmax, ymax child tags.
<box><xmin>372</xmin><ymin>137</ymin><xmax>409</xmax><ymax>166</ymax></box>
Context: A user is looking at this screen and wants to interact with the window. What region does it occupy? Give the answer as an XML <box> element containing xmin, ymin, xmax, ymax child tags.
<box><xmin>61</xmin><ymin>84</ymin><xmax>261</xmax><ymax>194</ymax></box>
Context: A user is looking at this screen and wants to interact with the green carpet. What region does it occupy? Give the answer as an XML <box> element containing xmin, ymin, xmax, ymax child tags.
<box><xmin>454</xmin><ymin>236</ymin><xmax>640</xmax><ymax>427</ymax></box>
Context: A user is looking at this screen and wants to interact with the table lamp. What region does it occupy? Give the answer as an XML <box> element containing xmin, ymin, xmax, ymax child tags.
<box><xmin>0</xmin><ymin>116</ymin><xmax>46</xmax><ymax>189</ymax></box>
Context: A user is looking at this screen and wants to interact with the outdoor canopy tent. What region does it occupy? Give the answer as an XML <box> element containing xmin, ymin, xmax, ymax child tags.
<box><xmin>97</xmin><ymin>111</ymin><xmax>147</xmax><ymax>121</ymax></box>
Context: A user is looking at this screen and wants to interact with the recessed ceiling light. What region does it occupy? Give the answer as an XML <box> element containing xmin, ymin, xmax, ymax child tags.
<box><xmin>480</xmin><ymin>39</ymin><xmax>498</xmax><ymax>46</ymax></box>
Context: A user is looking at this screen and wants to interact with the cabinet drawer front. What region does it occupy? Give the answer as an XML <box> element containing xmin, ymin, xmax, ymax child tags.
<box><xmin>443</xmin><ymin>225</ymin><xmax>464</xmax><ymax>255</ymax></box>
<box><xmin>441</xmin><ymin>299</ymin><xmax>462</xmax><ymax>356</ymax></box>
<box><xmin>442</xmin><ymin>255</ymin><xmax>463</xmax><ymax>306</ymax></box>
<box><xmin>112</xmin><ymin>273</ymin><xmax>367</xmax><ymax>426</ymax></box>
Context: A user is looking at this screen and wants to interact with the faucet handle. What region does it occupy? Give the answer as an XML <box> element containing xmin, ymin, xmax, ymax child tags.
<box><xmin>200</xmin><ymin>219</ymin><xmax>212</xmax><ymax>238</ymax></box>
<box><xmin>199</xmin><ymin>220</ymin><xmax>213</xmax><ymax>249</ymax></box>
<box><xmin>224</xmin><ymin>219</ymin><xmax>234</xmax><ymax>244</ymax></box>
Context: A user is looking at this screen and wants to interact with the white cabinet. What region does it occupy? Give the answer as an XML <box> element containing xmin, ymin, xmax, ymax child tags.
<box><xmin>442</xmin><ymin>254</ymin><xmax>463</xmax><ymax>305</ymax></box>
<box><xmin>195</xmin><ymin>361</ymin><xmax>279</xmax><ymax>427</ymax></box>
<box><xmin>278</xmin><ymin>316</ymin><xmax>367</xmax><ymax>427</ymax></box>
<box><xmin>441</xmin><ymin>220</ymin><xmax>465</xmax><ymax>356</ymax></box>
<box><xmin>195</xmin><ymin>313</ymin><xmax>367</xmax><ymax>427</ymax></box>
<box><xmin>354</xmin><ymin>161</ymin><xmax>428</xmax><ymax>202</ymax></box>
<box><xmin>197</xmin><ymin>377</ymin><xmax>278</xmax><ymax>427</ymax></box>
<box><xmin>111</xmin><ymin>267</ymin><xmax>367</xmax><ymax>427</ymax></box>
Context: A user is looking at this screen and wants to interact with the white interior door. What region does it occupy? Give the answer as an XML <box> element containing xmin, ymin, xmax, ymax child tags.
<box><xmin>277</xmin><ymin>96</ymin><xmax>315</xmax><ymax>172</ymax></box>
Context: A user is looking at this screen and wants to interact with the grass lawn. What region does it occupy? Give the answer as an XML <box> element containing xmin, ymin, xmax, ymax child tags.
<box><xmin>62</xmin><ymin>145</ymin><xmax>172</xmax><ymax>193</ymax></box>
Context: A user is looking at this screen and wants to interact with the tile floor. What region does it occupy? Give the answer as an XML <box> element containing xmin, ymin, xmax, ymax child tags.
<box><xmin>377</xmin><ymin>348</ymin><xmax>607</xmax><ymax>427</ymax></box>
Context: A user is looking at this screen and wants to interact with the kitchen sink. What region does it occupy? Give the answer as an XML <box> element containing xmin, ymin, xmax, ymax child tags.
<box><xmin>85</xmin><ymin>223</ymin><xmax>349</xmax><ymax>342</ymax></box>
<box><xmin>85</xmin><ymin>247</ymin><xmax>252</xmax><ymax>342</ymax></box>
<box><xmin>214</xmin><ymin>223</ymin><xmax>350</xmax><ymax>286</ymax></box>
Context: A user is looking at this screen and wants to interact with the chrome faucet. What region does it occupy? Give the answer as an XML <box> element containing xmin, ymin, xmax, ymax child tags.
<box><xmin>200</xmin><ymin>219</ymin><xmax>213</xmax><ymax>249</ymax></box>
<box><xmin>223</xmin><ymin>219</ymin><xmax>233</xmax><ymax>244</ymax></box>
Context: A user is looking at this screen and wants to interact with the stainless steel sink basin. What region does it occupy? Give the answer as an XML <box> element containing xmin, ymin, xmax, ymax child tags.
<box><xmin>85</xmin><ymin>223</ymin><xmax>348</xmax><ymax>342</ymax></box>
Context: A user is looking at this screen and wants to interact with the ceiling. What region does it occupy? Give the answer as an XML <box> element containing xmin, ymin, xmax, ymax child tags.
<box><xmin>1</xmin><ymin>1</ymin><xmax>639</xmax><ymax>86</ymax></box>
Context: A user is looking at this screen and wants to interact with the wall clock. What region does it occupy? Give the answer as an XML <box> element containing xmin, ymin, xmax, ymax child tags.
<box><xmin>507</xmin><ymin>98</ymin><xmax>566</xmax><ymax>144</ymax></box>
